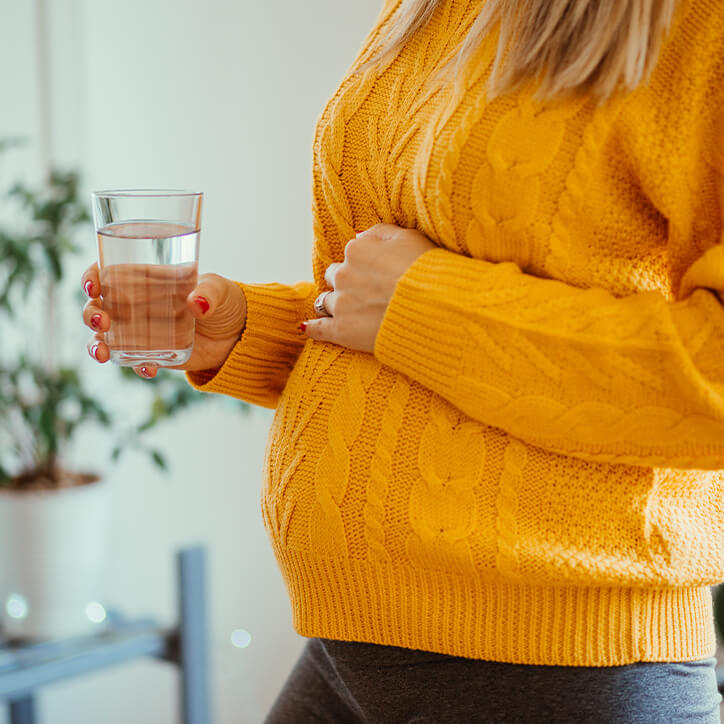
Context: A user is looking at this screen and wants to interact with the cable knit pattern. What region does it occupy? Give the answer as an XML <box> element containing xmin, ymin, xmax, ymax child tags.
<box><xmin>495</xmin><ymin>438</ymin><xmax>527</xmax><ymax>578</ymax></box>
<box><xmin>406</xmin><ymin>396</ymin><xmax>484</xmax><ymax>577</ymax></box>
<box><xmin>309</xmin><ymin>354</ymin><xmax>378</xmax><ymax>556</ymax></box>
<box><xmin>262</xmin><ymin>344</ymin><xmax>331</xmax><ymax>546</ymax></box>
<box><xmin>365</xmin><ymin>373</ymin><xmax>410</xmax><ymax>565</ymax></box>
<box><xmin>187</xmin><ymin>0</ymin><xmax>724</xmax><ymax>665</ymax></box>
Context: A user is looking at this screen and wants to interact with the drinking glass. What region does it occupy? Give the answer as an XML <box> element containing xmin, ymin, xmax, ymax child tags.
<box><xmin>90</xmin><ymin>189</ymin><xmax>202</xmax><ymax>367</ymax></box>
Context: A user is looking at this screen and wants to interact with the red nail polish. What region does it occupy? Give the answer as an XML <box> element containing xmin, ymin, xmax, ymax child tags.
<box><xmin>195</xmin><ymin>296</ymin><xmax>210</xmax><ymax>314</ymax></box>
<box><xmin>140</xmin><ymin>366</ymin><xmax>151</xmax><ymax>378</ymax></box>
<box><xmin>90</xmin><ymin>343</ymin><xmax>99</xmax><ymax>360</ymax></box>
<box><xmin>84</xmin><ymin>280</ymin><xmax>93</xmax><ymax>297</ymax></box>
<box><xmin>299</xmin><ymin>321</ymin><xmax>307</xmax><ymax>332</ymax></box>
<box><xmin>90</xmin><ymin>313</ymin><xmax>102</xmax><ymax>329</ymax></box>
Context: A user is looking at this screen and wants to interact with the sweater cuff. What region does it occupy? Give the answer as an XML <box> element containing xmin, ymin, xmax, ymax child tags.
<box><xmin>373</xmin><ymin>248</ymin><xmax>488</xmax><ymax>395</ymax></box>
<box><xmin>186</xmin><ymin>281</ymin><xmax>313</xmax><ymax>408</ymax></box>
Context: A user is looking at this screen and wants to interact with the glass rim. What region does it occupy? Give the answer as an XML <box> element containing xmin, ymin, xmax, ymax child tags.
<box><xmin>91</xmin><ymin>188</ymin><xmax>203</xmax><ymax>198</ymax></box>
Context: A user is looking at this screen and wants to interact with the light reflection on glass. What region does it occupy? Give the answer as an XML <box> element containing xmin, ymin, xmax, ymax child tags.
<box><xmin>6</xmin><ymin>594</ymin><xmax>28</xmax><ymax>620</ymax></box>
<box><xmin>230</xmin><ymin>628</ymin><xmax>252</xmax><ymax>648</ymax></box>
<box><xmin>86</xmin><ymin>601</ymin><xmax>107</xmax><ymax>624</ymax></box>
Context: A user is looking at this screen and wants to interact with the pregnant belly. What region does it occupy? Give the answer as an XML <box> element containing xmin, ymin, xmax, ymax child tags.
<box><xmin>259</xmin><ymin>340</ymin><xmax>501</xmax><ymax>570</ymax></box>
<box><xmin>259</xmin><ymin>340</ymin><xmax>716</xmax><ymax>589</ymax></box>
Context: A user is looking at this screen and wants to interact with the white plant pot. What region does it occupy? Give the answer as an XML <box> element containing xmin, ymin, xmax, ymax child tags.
<box><xmin>0</xmin><ymin>475</ymin><xmax>112</xmax><ymax>640</ymax></box>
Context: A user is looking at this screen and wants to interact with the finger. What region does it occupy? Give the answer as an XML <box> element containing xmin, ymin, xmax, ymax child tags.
<box><xmin>324</xmin><ymin>263</ymin><xmax>342</xmax><ymax>288</ymax></box>
<box><xmin>87</xmin><ymin>334</ymin><xmax>110</xmax><ymax>363</ymax></box>
<box><xmin>100</xmin><ymin>265</ymin><xmax>194</xmax><ymax>317</ymax></box>
<box><xmin>185</xmin><ymin>272</ymin><xmax>229</xmax><ymax>319</ymax></box>
<box><xmin>185</xmin><ymin>273</ymin><xmax>247</xmax><ymax>338</ymax></box>
<box><xmin>81</xmin><ymin>263</ymin><xmax>101</xmax><ymax>299</ymax></box>
<box><xmin>356</xmin><ymin>223</ymin><xmax>399</xmax><ymax>240</ymax></box>
<box><xmin>315</xmin><ymin>290</ymin><xmax>337</xmax><ymax>316</ymax></box>
<box><xmin>82</xmin><ymin>300</ymin><xmax>108</xmax><ymax>332</ymax></box>
<box><xmin>99</xmin><ymin>297</ymin><xmax>188</xmax><ymax>320</ymax></box>
<box><xmin>133</xmin><ymin>365</ymin><xmax>158</xmax><ymax>379</ymax></box>
<box><xmin>300</xmin><ymin>317</ymin><xmax>334</xmax><ymax>343</ymax></box>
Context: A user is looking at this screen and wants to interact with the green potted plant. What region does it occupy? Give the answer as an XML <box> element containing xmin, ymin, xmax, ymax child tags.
<box><xmin>0</xmin><ymin>150</ymin><xmax>248</xmax><ymax>639</ymax></box>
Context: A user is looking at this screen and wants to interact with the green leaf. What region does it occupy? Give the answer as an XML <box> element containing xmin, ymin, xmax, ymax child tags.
<box><xmin>43</xmin><ymin>245</ymin><xmax>63</xmax><ymax>280</ymax></box>
<box><xmin>151</xmin><ymin>397</ymin><xmax>167</xmax><ymax>417</ymax></box>
<box><xmin>150</xmin><ymin>450</ymin><xmax>167</xmax><ymax>470</ymax></box>
<box><xmin>38</xmin><ymin>403</ymin><xmax>58</xmax><ymax>455</ymax></box>
<box><xmin>0</xmin><ymin>137</ymin><xmax>26</xmax><ymax>152</ymax></box>
<box><xmin>136</xmin><ymin>418</ymin><xmax>156</xmax><ymax>433</ymax></box>
<box><xmin>119</xmin><ymin>367</ymin><xmax>138</xmax><ymax>381</ymax></box>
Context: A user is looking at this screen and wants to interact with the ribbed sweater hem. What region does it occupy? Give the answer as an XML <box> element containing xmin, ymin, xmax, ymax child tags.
<box><xmin>274</xmin><ymin>545</ymin><xmax>716</xmax><ymax>667</ymax></box>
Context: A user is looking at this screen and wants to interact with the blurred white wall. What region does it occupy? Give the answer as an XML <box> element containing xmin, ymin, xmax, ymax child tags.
<box><xmin>0</xmin><ymin>0</ymin><xmax>381</xmax><ymax>722</ymax></box>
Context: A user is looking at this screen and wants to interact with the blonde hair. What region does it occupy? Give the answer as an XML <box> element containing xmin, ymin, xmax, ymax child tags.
<box><xmin>365</xmin><ymin>0</ymin><xmax>680</xmax><ymax>102</ymax></box>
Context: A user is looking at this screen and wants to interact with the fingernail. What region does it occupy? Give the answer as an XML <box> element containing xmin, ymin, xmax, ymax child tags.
<box><xmin>90</xmin><ymin>343</ymin><xmax>99</xmax><ymax>360</ymax></box>
<box><xmin>90</xmin><ymin>313</ymin><xmax>102</xmax><ymax>329</ymax></box>
<box><xmin>140</xmin><ymin>366</ymin><xmax>151</xmax><ymax>378</ymax></box>
<box><xmin>299</xmin><ymin>321</ymin><xmax>307</xmax><ymax>332</ymax></box>
<box><xmin>83</xmin><ymin>280</ymin><xmax>93</xmax><ymax>297</ymax></box>
<box><xmin>195</xmin><ymin>296</ymin><xmax>210</xmax><ymax>314</ymax></box>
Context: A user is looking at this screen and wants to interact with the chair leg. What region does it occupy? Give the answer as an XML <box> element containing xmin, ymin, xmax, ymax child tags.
<box><xmin>177</xmin><ymin>546</ymin><xmax>212</xmax><ymax>724</ymax></box>
<box><xmin>9</xmin><ymin>695</ymin><xmax>36</xmax><ymax>724</ymax></box>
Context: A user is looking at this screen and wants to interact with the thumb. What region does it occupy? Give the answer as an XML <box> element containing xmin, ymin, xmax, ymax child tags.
<box><xmin>187</xmin><ymin>273</ymin><xmax>247</xmax><ymax>339</ymax></box>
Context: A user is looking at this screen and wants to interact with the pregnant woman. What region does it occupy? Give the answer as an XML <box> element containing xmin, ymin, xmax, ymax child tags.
<box><xmin>82</xmin><ymin>0</ymin><xmax>724</xmax><ymax>720</ymax></box>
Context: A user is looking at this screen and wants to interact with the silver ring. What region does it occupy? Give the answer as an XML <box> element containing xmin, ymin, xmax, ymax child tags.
<box><xmin>314</xmin><ymin>291</ymin><xmax>333</xmax><ymax>318</ymax></box>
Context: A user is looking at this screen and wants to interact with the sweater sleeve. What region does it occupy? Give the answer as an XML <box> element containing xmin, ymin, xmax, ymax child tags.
<box><xmin>374</xmin><ymin>17</ymin><xmax>724</xmax><ymax>471</ymax></box>
<box><xmin>373</xmin><ymin>239</ymin><xmax>724</xmax><ymax>470</ymax></box>
<box><xmin>186</xmin><ymin>280</ymin><xmax>317</xmax><ymax>409</ymax></box>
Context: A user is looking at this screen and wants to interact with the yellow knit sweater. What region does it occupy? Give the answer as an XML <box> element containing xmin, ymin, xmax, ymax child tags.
<box><xmin>189</xmin><ymin>0</ymin><xmax>724</xmax><ymax>665</ymax></box>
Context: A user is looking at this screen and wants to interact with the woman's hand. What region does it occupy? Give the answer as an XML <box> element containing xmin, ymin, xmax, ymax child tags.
<box><xmin>81</xmin><ymin>266</ymin><xmax>247</xmax><ymax>379</ymax></box>
<box><xmin>301</xmin><ymin>223</ymin><xmax>437</xmax><ymax>354</ymax></box>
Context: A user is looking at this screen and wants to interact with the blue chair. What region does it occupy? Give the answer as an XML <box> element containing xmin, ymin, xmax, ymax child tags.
<box><xmin>0</xmin><ymin>546</ymin><xmax>211</xmax><ymax>724</ymax></box>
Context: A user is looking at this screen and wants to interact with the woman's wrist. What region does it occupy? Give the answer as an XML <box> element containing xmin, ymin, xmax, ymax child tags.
<box><xmin>236</xmin><ymin>287</ymin><xmax>248</xmax><ymax>341</ymax></box>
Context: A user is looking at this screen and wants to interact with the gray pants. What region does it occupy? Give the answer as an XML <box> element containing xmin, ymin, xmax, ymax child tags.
<box><xmin>264</xmin><ymin>638</ymin><xmax>721</xmax><ymax>723</ymax></box>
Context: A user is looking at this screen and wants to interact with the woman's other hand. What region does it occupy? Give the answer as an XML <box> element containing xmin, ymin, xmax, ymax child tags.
<box><xmin>81</xmin><ymin>266</ymin><xmax>247</xmax><ymax>379</ymax></box>
<box><xmin>300</xmin><ymin>223</ymin><xmax>437</xmax><ymax>354</ymax></box>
